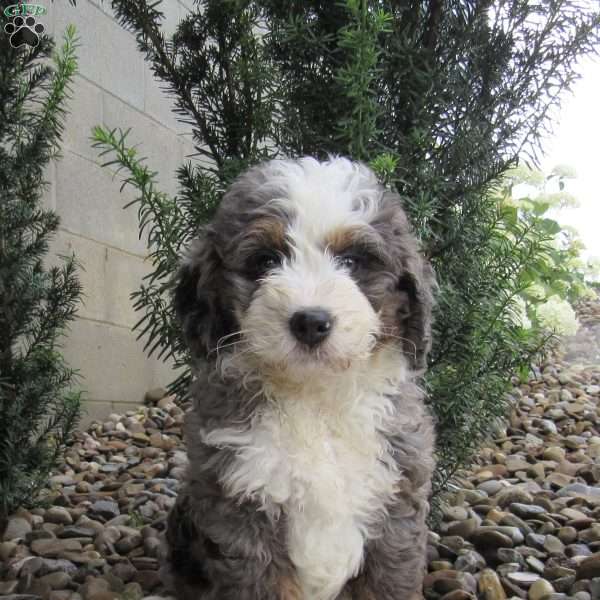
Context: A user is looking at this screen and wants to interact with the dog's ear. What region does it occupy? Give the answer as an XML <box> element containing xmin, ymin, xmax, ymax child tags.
<box><xmin>396</xmin><ymin>257</ymin><xmax>436</xmax><ymax>371</ymax></box>
<box><xmin>379</xmin><ymin>192</ymin><xmax>437</xmax><ymax>371</ymax></box>
<box><xmin>173</xmin><ymin>230</ymin><xmax>236</xmax><ymax>359</ymax></box>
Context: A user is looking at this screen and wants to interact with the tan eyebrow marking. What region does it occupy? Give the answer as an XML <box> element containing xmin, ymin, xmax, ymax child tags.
<box><xmin>323</xmin><ymin>226</ymin><xmax>363</xmax><ymax>254</ymax></box>
<box><xmin>323</xmin><ymin>225</ymin><xmax>392</xmax><ymax>267</ymax></box>
<box><xmin>245</xmin><ymin>217</ymin><xmax>287</xmax><ymax>251</ymax></box>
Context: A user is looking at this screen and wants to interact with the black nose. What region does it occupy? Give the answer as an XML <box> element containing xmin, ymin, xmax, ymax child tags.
<box><xmin>289</xmin><ymin>308</ymin><xmax>333</xmax><ymax>347</ymax></box>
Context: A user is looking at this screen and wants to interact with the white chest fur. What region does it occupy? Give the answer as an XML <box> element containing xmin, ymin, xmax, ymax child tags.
<box><xmin>201</xmin><ymin>384</ymin><xmax>401</xmax><ymax>600</ymax></box>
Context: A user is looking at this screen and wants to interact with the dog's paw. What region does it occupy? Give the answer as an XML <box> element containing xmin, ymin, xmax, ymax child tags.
<box><xmin>4</xmin><ymin>16</ymin><xmax>45</xmax><ymax>48</ymax></box>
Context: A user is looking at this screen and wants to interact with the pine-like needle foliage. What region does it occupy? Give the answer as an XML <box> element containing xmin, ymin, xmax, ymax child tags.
<box><xmin>0</xmin><ymin>23</ymin><xmax>82</xmax><ymax>521</ymax></box>
<box><xmin>93</xmin><ymin>0</ymin><xmax>599</xmax><ymax>496</ymax></box>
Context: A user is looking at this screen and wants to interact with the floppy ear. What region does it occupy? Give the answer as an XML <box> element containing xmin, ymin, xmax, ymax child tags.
<box><xmin>396</xmin><ymin>257</ymin><xmax>436</xmax><ymax>371</ymax></box>
<box><xmin>173</xmin><ymin>230</ymin><xmax>236</xmax><ymax>360</ymax></box>
<box><xmin>377</xmin><ymin>191</ymin><xmax>437</xmax><ymax>371</ymax></box>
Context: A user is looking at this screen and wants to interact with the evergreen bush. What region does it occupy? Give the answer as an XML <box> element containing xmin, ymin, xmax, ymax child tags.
<box><xmin>0</xmin><ymin>23</ymin><xmax>81</xmax><ymax>522</ymax></box>
<box><xmin>93</xmin><ymin>0</ymin><xmax>599</xmax><ymax>497</ymax></box>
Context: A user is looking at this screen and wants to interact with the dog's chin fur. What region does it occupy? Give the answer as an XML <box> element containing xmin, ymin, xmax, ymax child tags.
<box><xmin>164</xmin><ymin>156</ymin><xmax>437</xmax><ymax>600</ymax></box>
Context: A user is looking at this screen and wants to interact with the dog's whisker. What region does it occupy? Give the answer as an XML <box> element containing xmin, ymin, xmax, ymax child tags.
<box><xmin>210</xmin><ymin>339</ymin><xmax>247</xmax><ymax>354</ymax></box>
<box><xmin>373</xmin><ymin>341</ymin><xmax>417</xmax><ymax>361</ymax></box>
<box><xmin>375</xmin><ymin>331</ymin><xmax>418</xmax><ymax>353</ymax></box>
<box><xmin>216</xmin><ymin>329</ymin><xmax>252</xmax><ymax>344</ymax></box>
<box><xmin>216</xmin><ymin>345</ymin><xmax>258</xmax><ymax>366</ymax></box>
<box><xmin>209</xmin><ymin>329</ymin><xmax>282</xmax><ymax>359</ymax></box>
<box><xmin>210</xmin><ymin>343</ymin><xmax>249</xmax><ymax>361</ymax></box>
<box><xmin>213</xmin><ymin>335</ymin><xmax>284</xmax><ymax>356</ymax></box>
<box><xmin>214</xmin><ymin>329</ymin><xmax>254</xmax><ymax>346</ymax></box>
<box><xmin>208</xmin><ymin>340</ymin><xmax>243</xmax><ymax>356</ymax></box>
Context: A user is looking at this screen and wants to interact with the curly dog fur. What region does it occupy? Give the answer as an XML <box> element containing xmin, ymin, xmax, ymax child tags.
<box><xmin>161</xmin><ymin>157</ymin><xmax>436</xmax><ymax>600</ymax></box>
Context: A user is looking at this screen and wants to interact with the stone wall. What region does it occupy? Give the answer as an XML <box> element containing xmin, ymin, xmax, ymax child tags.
<box><xmin>43</xmin><ymin>1</ymin><xmax>192</xmax><ymax>424</ymax></box>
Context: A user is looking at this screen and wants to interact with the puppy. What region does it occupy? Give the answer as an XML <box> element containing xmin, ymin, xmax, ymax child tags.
<box><xmin>163</xmin><ymin>157</ymin><xmax>436</xmax><ymax>600</ymax></box>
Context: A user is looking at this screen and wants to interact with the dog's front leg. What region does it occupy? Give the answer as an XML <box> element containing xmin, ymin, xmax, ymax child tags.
<box><xmin>343</xmin><ymin>494</ymin><xmax>429</xmax><ymax>600</ymax></box>
<box><xmin>162</xmin><ymin>483</ymin><xmax>299</xmax><ymax>600</ymax></box>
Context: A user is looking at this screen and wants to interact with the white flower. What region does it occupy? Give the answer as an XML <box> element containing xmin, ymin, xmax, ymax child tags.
<box><xmin>536</xmin><ymin>295</ymin><xmax>580</xmax><ymax>336</ymax></box>
<box><xmin>511</xmin><ymin>296</ymin><xmax>532</xmax><ymax>329</ymax></box>
<box><xmin>526</xmin><ymin>283</ymin><xmax>546</xmax><ymax>301</ymax></box>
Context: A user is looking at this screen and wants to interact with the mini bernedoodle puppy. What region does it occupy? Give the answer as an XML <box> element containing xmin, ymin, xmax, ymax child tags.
<box><xmin>162</xmin><ymin>157</ymin><xmax>437</xmax><ymax>600</ymax></box>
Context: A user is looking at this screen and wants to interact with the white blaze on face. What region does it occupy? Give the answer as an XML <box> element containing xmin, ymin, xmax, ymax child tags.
<box><xmin>239</xmin><ymin>158</ymin><xmax>383</xmax><ymax>378</ymax></box>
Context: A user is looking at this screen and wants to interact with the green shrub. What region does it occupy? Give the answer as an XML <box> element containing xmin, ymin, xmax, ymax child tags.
<box><xmin>93</xmin><ymin>0</ymin><xmax>599</xmax><ymax>497</ymax></box>
<box><xmin>0</xmin><ymin>25</ymin><xmax>81</xmax><ymax>521</ymax></box>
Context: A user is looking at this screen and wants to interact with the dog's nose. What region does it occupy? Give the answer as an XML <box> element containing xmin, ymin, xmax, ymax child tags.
<box><xmin>289</xmin><ymin>308</ymin><xmax>333</xmax><ymax>347</ymax></box>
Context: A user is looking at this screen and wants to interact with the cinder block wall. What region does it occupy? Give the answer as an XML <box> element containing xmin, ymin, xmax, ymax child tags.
<box><xmin>44</xmin><ymin>1</ymin><xmax>193</xmax><ymax>424</ymax></box>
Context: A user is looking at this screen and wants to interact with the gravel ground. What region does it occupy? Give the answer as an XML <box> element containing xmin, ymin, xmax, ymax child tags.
<box><xmin>0</xmin><ymin>391</ymin><xmax>184</xmax><ymax>600</ymax></box>
<box><xmin>1</xmin><ymin>295</ymin><xmax>599</xmax><ymax>600</ymax></box>
<box><xmin>425</xmin><ymin>295</ymin><xmax>600</xmax><ymax>600</ymax></box>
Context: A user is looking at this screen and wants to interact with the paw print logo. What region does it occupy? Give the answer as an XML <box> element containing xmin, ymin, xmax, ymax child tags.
<box><xmin>4</xmin><ymin>16</ymin><xmax>45</xmax><ymax>48</ymax></box>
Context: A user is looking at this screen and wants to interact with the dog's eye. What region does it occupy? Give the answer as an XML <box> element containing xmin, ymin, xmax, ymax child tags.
<box><xmin>337</xmin><ymin>254</ymin><xmax>362</xmax><ymax>273</ymax></box>
<box><xmin>247</xmin><ymin>251</ymin><xmax>281</xmax><ymax>277</ymax></box>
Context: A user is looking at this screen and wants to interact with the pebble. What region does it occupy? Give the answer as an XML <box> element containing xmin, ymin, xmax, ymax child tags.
<box><xmin>479</xmin><ymin>569</ymin><xmax>507</xmax><ymax>600</ymax></box>
<box><xmin>30</xmin><ymin>538</ymin><xmax>82</xmax><ymax>557</ymax></box>
<box><xmin>37</xmin><ymin>572</ymin><xmax>72</xmax><ymax>589</ymax></box>
<box><xmin>554</xmin><ymin>576</ymin><xmax>576</xmax><ymax>593</ymax></box>
<box><xmin>528</xmin><ymin>579</ymin><xmax>555</xmax><ymax>600</ymax></box>
<box><xmin>478</xmin><ymin>480</ymin><xmax>504</xmax><ymax>496</ymax></box>
<box><xmin>543</xmin><ymin>447</ymin><xmax>566</xmax><ymax>461</ymax></box>
<box><xmin>443</xmin><ymin>506</ymin><xmax>469</xmax><ymax>521</ymax></box>
<box><xmin>567</xmin><ymin>544</ymin><xmax>593</xmax><ymax>557</ymax></box>
<box><xmin>3</xmin><ymin>517</ymin><xmax>32</xmax><ymax>541</ymax></box>
<box><xmin>527</xmin><ymin>534</ymin><xmax>547</xmax><ymax>551</ymax></box>
<box><xmin>0</xmin><ymin>581</ymin><xmax>19</xmax><ymax>594</ymax></box>
<box><xmin>495</xmin><ymin>487</ymin><xmax>534</xmax><ymax>507</ymax></box>
<box><xmin>558</xmin><ymin>526</ymin><xmax>578</xmax><ymax>544</ymax></box>
<box><xmin>89</xmin><ymin>501</ymin><xmax>120</xmax><ymax>521</ymax></box>
<box><xmin>526</xmin><ymin>557</ymin><xmax>546</xmax><ymax>574</ymax></box>
<box><xmin>506</xmin><ymin>572</ymin><xmax>541</xmax><ymax>587</ymax></box>
<box><xmin>455</xmin><ymin>550</ymin><xmax>486</xmax><ymax>573</ymax></box>
<box><xmin>144</xmin><ymin>387</ymin><xmax>168</xmax><ymax>405</ymax></box>
<box><xmin>577</xmin><ymin>554</ymin><xmax>600</xmax><ymax>580</ymax></box>
<box><xmin>544</xmin><ymin>535</ymin><xmax>565</xmax><ymax>555</ymax></box>
<box><xmin>510</xmin><ymin>503</ymin><xmax>546</xmax><ymax>519</ymax></box>
<box><xmin>495</xmin><ymin>548</ymin><xmax>522</xmax><ymax>563</ymax></box>
<box><xmin>471</xmin><ymin>528</ymin><xmax>514</xmax><ymax>549</ymax></box>
<box><xmin>0</xmin><ymin>540</ymin><xmax>17</xmax><ymax>560</ymax></box>
<box><xmin>44</xmin><ymin>507</ymin><xmax>73</xmax><ymax>526</ymax></box>
<box><xmin>447</xmin><ymin>518</ymin><xmax>478</xmax><ymax>538</ymax></box>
